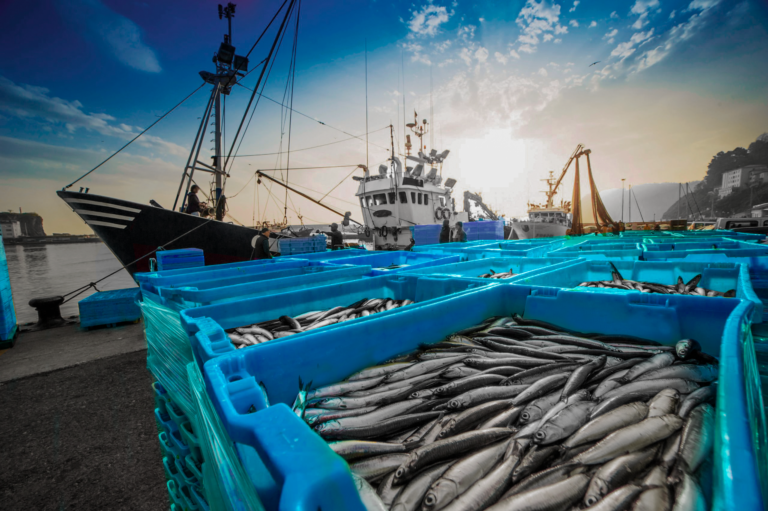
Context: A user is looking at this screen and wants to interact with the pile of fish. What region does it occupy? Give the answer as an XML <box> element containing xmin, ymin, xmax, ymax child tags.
<box><xmin>477</xmin><ymin>270</ymin><xmax>517</xmax><ymax>280</ymax></box>
<box><xmin>226</xmin><ymin>298</ymin><xmax>414</xmax><ymax>349</ymax></box>
<box><xmin>297</xmin><ymin>314</ymin><xmax>716</xmax><ymax>511</ymax></box>
<box><xmin>579</xmin><ymin>263</ymin><xmax>736</xmax><ymax>298</ymax></box>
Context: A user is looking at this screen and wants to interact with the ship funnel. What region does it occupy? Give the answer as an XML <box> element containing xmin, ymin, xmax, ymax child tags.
<box><xmin>378</xmin><ymin>164</ymin><xmax>388</xmax><ymax>176</ymax></box>
<box><xmin>412</xmin><ymin>164</ymin><xmax>424</xmax><ymax>177</ymax></box>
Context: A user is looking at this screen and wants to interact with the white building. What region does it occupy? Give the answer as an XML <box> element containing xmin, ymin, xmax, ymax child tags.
<box><xmin>719</xmin><ymin>167</ymin><xmax>751</xmax><ymax>198</ymax></box>
<box><xmin>752</xmin><ymin>203</ymin><xmax>768</xmax><ymax>218</ymax></box>
<box><xmin>0</xmin><ymin>220</ymin><xmax>22</xmax><ymax>239</ymax></box>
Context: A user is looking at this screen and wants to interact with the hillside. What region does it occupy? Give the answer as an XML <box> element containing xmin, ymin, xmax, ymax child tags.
<box><xmin>0</xmin><ymin>212</ymin><xmax>46</xmax><ymax>236</ymax></box>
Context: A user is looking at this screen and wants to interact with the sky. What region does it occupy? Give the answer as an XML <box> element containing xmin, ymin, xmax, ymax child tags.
<box><xmin>1</xmin><ymin>0</ymin><xmax>767</xmax><ymax>233</ymax></box>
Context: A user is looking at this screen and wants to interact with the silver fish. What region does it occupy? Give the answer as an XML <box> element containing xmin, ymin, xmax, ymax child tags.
<box><xmin>583</xmin><ymin>484</ymin><xmax>643</xmax><ymax>511</ymax></box>
<box><xmin>647</xmin><ymin>388</ymin><xmax>680</xmax><ymax>418</ymax></box>
<box><xmin>317</xmin><ymin>411</ymin><xmax>442</xmax><ymax>440</ymax></box>
<box><xmin>305</xmin><ymin>405</ymin><xmax>379</xmax><ymax>426</ymax></box>
<box><xmin>617</xmin><ymin>353</ymin><xmax>675</xmax><ymax>383</ymax></box>
<box><xmin>390</xmin><ymin>460</ymin><xmax>453</xmax><ymax>511</ymax></box>
<box><xmin>673</xmin><ymin>404</ymin><xmax>715</xmax><ymax>476</ymax></box>
<box><xmin>671</xmin><ymin>471</ymin><xmax>707</xmax><ymax>511</ymax></box>
<box><xmin>385</xmin><ymin>356</ymin><xmax>469</xmax><ymax>382</ymax></box>
<box><xmin>349</xmin><ymin>362</ymin><xmax>415</xmax><ymax>381</ymax></box>
<box><xmin>501</xmin><ymin>464</ymin><xmax>588</xmax><ymax>500</ymax></box>
<box><xmin>563</xmin><ymin>402</ymin><xmax>649</xmax><ymax>449</ymax></box>
<box><xmin>351</xmin><ymin>473</ymin><xmax>388</xmax><ymax>511</ymax></box>
<box><xmin>511</xmin><ymin>373</ymin><xmax>570</xmax><ymax>406</ymax></box>
<box><xmin>583</xmin><ymin>448</ymin><xmax>657</xmax><ymax>506</ymax></box>
<box><xmin>476</xmin><ymin>406</ymin><xmax>523</xmax><ymax>430</ymax></box>
<box><xmin>677</xmin><ymin>384</ymin><xmax>716</xmax><ymax>419</ymax></box>
<box><xmin>423</xmin><ymin>439</ymin><xmax>511</xmax><ymax>511</ymax></box>
<box><xmin>519</xmin><ymin>391</ymin><xmax>563</xmax><ymax>424</ymax></box>
<box><xmin>329</xmin><ymin>440</ymin><xmax>406</xmax><ymax>461</ymax></box>
<box><xmin>660</xmin><ymin>430</ymin><xmax>682</xmax><ymax>470</ymax></box>
<box><xmin>599</xmin><ymin>379</ymin><xmax>700</xmax><ymax>402</ymax></box>
<box><xmin>593</xmin><ymin>369</ymin><xmax>630</xmax><ymax>398</ymax></box>
<box><xmin>377</xmin><ymin>471</ymin><xmax>402</xmax><ymax>508</ymax></box>
<box><xmin>448</xmin><ymin>385</ymin><xmax>528</xmax><ymax>410</ymax></box>
<box><xmin>308</xmin><ymin>376</ymin><xmax>386</xmax><ymax>400</ymax></box>
<box><xmin>560</xmin><ymin>355</ymin><xmax>607</xmax><ymax>401</ymax></box>
<box><xmin>439</xmin><ymin>400</ymin><xmax>514</xmax><ymax>438</ymax></box>
<box><xmin>324</xmin><ymin>400</ymin><xmax>430</xmax><ymax>429</ymax></box>
<box><xmin>534</xmin><ymin>401</ymin><xmax>595</xmax><ymax>445</ymax></box>
<box><xmin>484</xmin><ymin>474</ymin><xmax>591</xmax><ymax>511</ymax></box>
<box><xmin>632</xmin><ymin>485</ymin><xmax>672</xmax><ymax>511</ymax></box>
<box><xmin>635</xmin><ymin>364</ymin><xmax>718</xmax><ymax>383</ymax></box>
<box><xmin>572</xmin><ymin>414</ymin><xmax>683</xmax><ymax>465</ymax></box>
<box><xmin>350</xmin><ymin>453</ymin><xmax>410</xmax><ymax>482</ymax></box>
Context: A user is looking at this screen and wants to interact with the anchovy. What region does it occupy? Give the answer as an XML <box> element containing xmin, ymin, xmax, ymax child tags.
<box><xmin>423</xmin><ymin>439</ymin><xmax>511</xmax><ymax>511</ymax></box>
<box><xmin>430</xmin><ymin>374</ymin><xmax>507</xmax><ymax>398</ymax></box>
<box><xmin>573</xmin><ymin>414</ymin><xmax>684</xmax><ymax>465</ymax></box>
<box><xmin>376</xmin><ymin>471</ymin><xmax>402</xmax><ymax>508</ymax></box>
<box><xmin>484</xmin><ymin>474</ymin><xmax>591</xmax><ymax>511</ymax></box>
<box><xmin>316</xmin><ymin>411</ymin><xmax>442</xmax><ymax>440</ymax></box>
<box><xmin>349</xmin><ymin>362</ymin><xmax>415</xmax><ymax>381</ymax></box>
<box><xmin>477</xmin><ymin>406</ymin><xmax>523</xmax><ymax>430</ymax></box>
<box><xmin>519</xmin><ymin>391</ymin><xmax>563</xmax><ymax>424</ymax></box>
<box><xmin>465</xmin><ymin>357</ymin><xmax>549</xmax><ymax>369</ymax></box>
<box><xmin>599</xmin><ymin>379</ymin><xmax>700</xmax><ymax>402</ymax></box>
<box><xmin>350</xmin><ymin>453</ymin><xmax>410</xmax><ymax>482</ymax></box>
<box><xmin>672</xmin><ymin>471</ymin><xmax>707</xmax><ymax>511</ymax></box>
<box><xmin>305</xmin><ymin>405</ymin><xmax>379</xmax><ymax>426</ymax></box>
<box><xmin>385</xmin><ymin>356</ymin><xmax>469</xmax><ymax>382</ymax></box>
<box><xmin>512</xmin><ymin>373</ymin><xmax>570</xmax><ymax>406</ymax></box>
<box><xmin>674</xmin><ymin>339</ymin><xmax>702</xmax><ymax>361</ymax></box>
<box><xmin>479</xmin><ymin>340</ymin><xmax>573</xmax><ymax>361</ymax></box>
<box><xmin>483</xmin><ymin>327</ymin><xmax>535</xmax><ymax>339</ymax></box>
<box><xmin>439</xmin><ymin>400</ymin><xmax>514</xmax><ymax>438</ymax></box>
<box><xmin>511</xmin><ymin>445</ymin><xmax>560</xmax><ymax>483</ymax></box>
<box><xmin>323</xmin><ymin>399</ymin><xmax>431</xmax><ymax>428</ymax></box>
<box><xmin>328</xmin><ymin>440</ymin><xmax>406</xmax><ymax>461</ymax></box>
<box><xmin>404</xmin><ymin>413</ymin><xmax>445</xmax><ymax>448</ymax></box>
<box><xmin>593</xmin><ymin>369</ymin><xmax>630</xmax><ymax>398</ymax></box>
<box><xmin>236</xmin><ymin>325</ymin><xmax>275</xmax><ymax>339</ymax></box>
<box><xmin>561</xmin><ymin>355</ymin><xmax>607</xmax><ymax>400</ymax></box>
<box><xmin>647</xmin><ymin>388</ymin><xmax>680</xmax><ymax>418</ymax></box>
<box><xmin>635</xmin><ymin>364</ymin><xmax>718</xmax><ymax>383</ymax></box>
<box><xmin>448</xmin><ymin>385</ymin><xmax>529</xmax><ymax>410</ymax></box>
<box><xmin>353</xmin><ymin>371</ymin><xmax>447</xmax><ymax>398</ymax></box>
<box><xmin>672</xmin><ymin>404</ymin><xmax>715</xmax><ymax>478</ymax></box>
<box><xmin>501</xmin><ymin>464</ymin><xmax>588</xmax><ymax>500</ymax></box>
<box><xmin>617</xmin><ymin>353</ymin><xmax>676</xmax><ymax>383</ymax></box>
<box><xmin>307</xmin><ymin>376</ymin><xmax>386</xmax><ymax>400</ymax></box>
<box><xmin>442</xmin><ymin>366</ymin><xmax>482</xmax><ymax>379</ymax></box>
<box><xmin>501</xmin><ymin>363</ymin><xmax>579</xmax><ymax>386</ymax></box>
<box><xmin>590</xmin><ymin>390</ymin><xmax>661</xmax><ymax>419</ymax></box>
<box><xmin>390</xmin><ymin>460</ymin><xmax>454</xmax><ymax>511</ymax></box>
<box><xmin>632</xmin><ymin>485</ymin><xmax>672</xmax><ymax>511</ymax></box>
<box><xmin>584</xmin><ymin>484</ymin><xmax>644</xmax><ymax>511</ymax></box>
<box><xmin>352</xmin><ymin>473</ymin><xmax>388</xmax><ymax>511</ymax></box>
<box><xmin>583</xmin><ymin>448</ymin><xmax>657</xmax><ymax>506</ymax></box>
<box><xmin>677</xmin><ymin>384</ymin><xmax>716</xmax><ymax>419</ymax></box>
<box><xmin>510</xmin><ymin>314</ymin><xmax>570</xmax><ymax>333</ymax></box>
<box><xmin>439</xmin><ymin>442</ymin><xmax>525</xmax><ymax>511</ymax></box>
<box><xmin>534</xmin><ymin>401</ymin><xmax>595</xmax><ymax>445</ymax></box>
<box><xmin>393</xmin><ymin>428</ymin><xmax>513</xmax><ymax>485</ymax></box>
<box><xmin>563</xmin><ymin>402</ymin><xmax>649</xmax><ymax>449</ymax></box>
<box><xmin>533</xmin><ymin>335</ymin><xmax>622</xmax><ymax>352</ymax></box>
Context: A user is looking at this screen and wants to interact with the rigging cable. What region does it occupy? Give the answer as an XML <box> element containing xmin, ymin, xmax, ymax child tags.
<box><xmin>63</xmin><ymin>83</ymin><xmax>205</xmax><ymax>190</ymax></box>
<box><xmin>231</xmin><ymin>125</ymin><xmax>390</xmax><ymax>157</ymax></box>
<box><xmin>283</xmin><ymin>0</ymin><xmax>301</xmax><ymax>224</ymax></box>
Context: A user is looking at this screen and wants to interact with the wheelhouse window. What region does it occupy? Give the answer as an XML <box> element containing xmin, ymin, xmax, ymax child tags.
<box><xmin>365</xmin><ymin>196</ymin><xmax>372</xmax><ymax>207</ymax></box>
<box><xmin>373</xmin><ymin>193</ymin><xmax>387</xmax><ymax>205</ymax></box>
<box><xmin>388</xmin><ymin>192</ymin><xmax>396</xmax><ymax>204</ymax></box>
<box><xmin>418</xmin><ymin>193</ymin><xmax>423</xmax><ymax>205</ymax></box>
<box><xmin>411</xmin><ymin>192</ymin><xmax>416</xmax><ymax>203</ymax></box>
<box><xmin>424</xmin><ymin>194</ymin><xmax>429</xmax><ymax>206</ymax></box>
<box><xmin>440</xmin><ymin>196</ymin><xmax>446</xmax><ymax>206</ymax></box>
<box><xmin>399</xmin><ymin>191</ymin><xmax>408</xmax><ymax>203</ymax></box>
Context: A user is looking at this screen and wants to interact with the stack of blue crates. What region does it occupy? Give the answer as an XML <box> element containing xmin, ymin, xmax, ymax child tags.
<box><xmin>410</xmin><ymin>224</ymin><xmax>442</xmax><ymax>245</ymax></box>
<box><xmin>463</xmin><ymin>219</ymin><xmax>504</xmax><ymax>241</ymax></box>
<box><xmin>78</xmin><ymin>288</ymin><xmax>142</xmax><ymax>329</ymax></box>
<box><xmin>157</xmin><ymin>248</ymin><xmax>205</xmax><ymax>271</ymax></box>
<box><xmin>0</xmin><ymin>233</ymin><xmax>17</xmax><ymax>343</ymax></box>
<box><xmin>278</xmin><ymin>235</ymin><xmax>326</xmax><ymax>256</ymax></box>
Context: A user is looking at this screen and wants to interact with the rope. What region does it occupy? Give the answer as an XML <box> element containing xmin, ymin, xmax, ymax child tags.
<box><xmin>230</xmin><ymin>126</ymin><xmax>390</xmax><ymax>157</ymax></box>
<box><xmin>60</xmin><ymin>217</ymin><xmax>216</xmax><ymax>304</ymax></box>
<box><xmin>63</xmin><ymin>83</ymin><xmax>205</xmax><ymax>190</ymax></box>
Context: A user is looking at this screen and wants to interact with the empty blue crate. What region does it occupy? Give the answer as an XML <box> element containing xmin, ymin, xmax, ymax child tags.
<box><xmin>549</xmin><ymin>241</ymin><xmax>643</xmax><ymax>260</ymax></box>
<box><xmin>157</xmin><ymin>248</ymin><xmax>205</xmax><ymax>271</ymax></box>
<box><xmin>78</xmin><ymin>288</ymin><xmax>141</xmax><ymax>328</ymax></box>
<box><xmin>401</xmin><ymin>256</ymin><xmax>580</xmax><ymax>282</ymax></box>
<box><xmin>325</xmin><ymin>250</ymin><xmax>460</xmax><ymax>275</ymax></box>
<box><xmin>202</xmin><ymin>284</ymin><xmax>760</xmax><ymax>511</ymax></box>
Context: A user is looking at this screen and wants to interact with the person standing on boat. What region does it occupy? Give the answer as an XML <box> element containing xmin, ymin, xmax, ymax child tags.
<box><xmin>321</xmin><ymin>223</ymin><xmax>345</xmax><ymax>250</ymax></box>
<box><xmin>453</xmin><ymin>221</ymin><xmax>468</xmax><ymax>242</ymax></box>
<box><xmin>186</xmin><ymin>185</ymin><xmax>204</xmax><ymax>216</ymax></box>
<box><xmin>439</xmin><ymin>219</ymin><xmax>451</xmax><ymax>243</ymax></box>
<box><xmin>254</xmin><ymin>227</ymin><xmax>273</xmax><ymax>259</ymax></box>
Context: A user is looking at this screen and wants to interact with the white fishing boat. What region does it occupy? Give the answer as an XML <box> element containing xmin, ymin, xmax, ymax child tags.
<box><xmin>510</xmin><ymin>171</ymin><xmax>572</xmax><ymax>240</ymax></box>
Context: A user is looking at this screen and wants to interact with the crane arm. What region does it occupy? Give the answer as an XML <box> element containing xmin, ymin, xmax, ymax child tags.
<box><xmin>256</xmin><ymin>170</ymin><xmax>363</xmax><ymax>226</ymax></box>
<box><xmin>551</xmin><ymin>143</ymin><xmax>584</xmax><ymax>197</ymax></box>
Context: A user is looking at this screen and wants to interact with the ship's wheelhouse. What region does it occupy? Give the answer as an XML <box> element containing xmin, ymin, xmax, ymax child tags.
<box><xmin>530</xmin><ymin>210</ymin><xmax>571</xmax><ymax>227</ymax></box>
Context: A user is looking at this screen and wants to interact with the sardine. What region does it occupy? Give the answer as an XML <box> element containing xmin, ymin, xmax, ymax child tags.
<box><xmin>476</xmin><ymin>406</ymin><xmax>523</xmax><ymax>430</ymax></box>
<box><xmin>329</xmin><ymin>440</ymin><xmax>406</xmax><ymax>460</ymax></box>
<box><xmin>563</xmin><ymin>402</ymin><xmax>649</xmax><ymax>449</ymax></box>
<box><xmin>635</xmin><ymin>365</ymin><xmax>718</xmax><ymax>383</ymax></box>
<box><xmin>349</xmin><ymin>362</ymin><xmax>415</xmax><ymax>381</ymax></box>
<box><xmin>305</xmin><ymin>405</ymin><xmax>379</xmax><ymax>426</ymax></box>
<box><xmin>590</xmin><ymin>390</ymin><xmax>661</xmax><ymax>419</ymax></box>
<box><xmin>350</xmin><ymin>453</ymin><xmax>410</xmax><ymax>482</ymax></box>
<box><xmin>584</xmin><ymin>484</ymin><xmax>644</xmax><ymax>511</ymax></box>
<box><xmin>647</xmin><ymin>388</ymin><xmax>680</xmax><ymax>418</ymax></box>
<box><xmin>534</xmin><ymin>401</ymin><xmax>595</xmax><ymax>445</ymax></box>
<box><xmin>511</xmin><ymin>445</ymin><xmax>559</xmax><ymax>483</ymax></box>
<box><xmin>484</xmin><ymin>474</ymin><xmax>591</xmax><ymax>511</ymax></box>
<box><xmin>512</xmin><ymin>373</ymin><xmax>570</xmax><ymax>406</ymax></box>
<box><xmin>677</xmin><ymin>384</ymin><xmax>716</xmax><ymax>419</ymax></box>
<box><xmin>560</xmin><ymin>355</ymin><xmax>607</xmax><ymax>400</ymax></box>
<box><xmin>316</xmin><ymin>411</ymin><xmax>442</xmax><ymax>440</ymax></box>
<box><xmin>671</xmin><ymin>404</ymin><xmax>715</xmax><ymax>478</ymax></box>
<box><xmin>572</xmin><ymin>414</ymin><xmax>683</xmax><ymax>465</ymax></box>
<box><xmin>448</xmin><ymin>385</ymin><xmax>528</xmax><ymax>410</ymax></box>
<box><xmin>617</xmin><ymin>353</ymin><xmax>675</xmax><ymax>383</ymax></box>
<box><xmin>464</xmin><ymin>357</ymin><xmax>551</xmax><ymax>369</ymax></box>
<box><xmin>583</xmin><ymin>448</ymin><xmax>657</xmax><ymax>506</ymax></box>
<box><xmin>430</xmin><ymin>374</ymin><xmax>507</xmax><ymax>398</ymax></box>
<box><xmin>519</xmin><ymin>391</ymin><xmax>563</xmax><ymax>424</ymax></box>
<box><xmin>501</xmin><ymin>363</ymin><xmax>580</xmax><ymax>386</ymax></box>
<box><xmin>390</xmin><ymin>460</ymin><xmax>453</xmax><ymax>511</ymax></box>
<box><xmin>501</xmin><ymin>464</ymin><xmax>587</xmax><ymax>500</ymax></box>
<box><xmin>599</xmin><ymin>379</ymin><xmax>700</xmax><ymax>402</ymax></box>
<box><xmin>593</xmin><ymin>369</ymin><xmax>630</xmax><ymax>398</ymax></box>
<box><xmin>385</xmin><ymin>356</ymin><xmax>469</xmax><ymax>382</ymax></box>
<box><xmin>439</xmin><ymin>400</ymin><xmax>514</xmax><ymax>438</ymax></box>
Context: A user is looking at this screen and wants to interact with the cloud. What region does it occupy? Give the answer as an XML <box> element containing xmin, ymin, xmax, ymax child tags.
<box><xmin>570</xmin><ymin>20</ymin><xmax>579</xmax><ymax>27</ymax></box>
<box><xmin>403</xmin><ymin>42</ymin><xmax>432</xmax><ymax>65</ymax></box>
<box><xmin>459</xmin><ymin>47</ymin><xmax>473</xmax><ymax>65</ymax></box>
<box><xmin>55</xmin><ymin>0</ymin><xmax>161</xmax><ymax>73</ymax></box>
<box><xmin>604</xmin><ymin>28</ymin><xmax>619</xmax><ymax>39</ymax></box>
<box><xmin>630</xmin><ymin>0</ymin><xmax>660</xmax><ymax>15</ymax></box>
<box><xmin>554</xmin><ymin>38</ymin><xmax>562</xmax><ymax>43</ymax></box>
<box><xmin>458</xmin><ymin>25</ymin><xmax>477</xmax><ymax>41</ymax></box>
<box><xmin>407</xmin><ymin>4</ymin><xmax>452</xmax><ymax>37</ymax></box>
<box><xmin>0</xmin><ymin>75</ymin><xmax>185</xmax><ymax>155</ymax></box>
<box><xmin>543</xmin><ymin>33</ymin><xmax>554</xmax><ymax>42</ymax></box>
<box><xmin>669</xmin><ymin>10</ymin><xmax>676</xmax><ymax>18</ymax></box>
<box><xmin>494</xmin><ymin>52</ymin><xmax>508</xmax><ymax>64</ymax></box>
<box><xmin>434</xmin><ymin>40</ymin><xmax>452</xmax><ymax>52</ymax></box>
<box><xmin>610</xmin><ymin>29</ymin><xmax>654</xmax><ymax>61</ymax></box>
<box><xmin>509</xmin><ymin>49</ymin><xmax>521</xmax><ymax>59</ymax></box>
<box><xmin>632</xmin><ymin>0</ymin><xmax>722</xmax><ymax>73</ymax></box>
<box><xmin>632</xmin><ymin>14</ymin><xmax>650</xmax><ymax>29</ymax></box>
<box><xmin>589</xmin><ymin>21</ymin><xmax>597</xmax><ymax>28</ymax></box>
<box><xmin>569</xmin><ymin>1</ymin><xmax>580</xmax><ymax>13</ymax></box>
<box><xmin>538</xmin><ymin>68</ymin><xmax>548</xmax><ymax>77</ymax></box>
<box><xmin>475</xmin><ymin>47</ymin><xmax>489</xmax><ymax>63</ymax></box>
<box><xmin>515</xmin><ymin>0</ymin><xmax>568</xmax><ymax>54</ymax></box>
<box><xmin>610</xmin><ymin>11</ymin><xmax>619</xmax><ymax>18</ymax></box>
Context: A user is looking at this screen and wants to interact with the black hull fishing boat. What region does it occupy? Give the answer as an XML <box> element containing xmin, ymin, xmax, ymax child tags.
<box><xmin>56</xmin><ymin>2</ymin><xmax>319</xmax><ymax>276</ymax></box>
<box><xmin>57</xmin><ymin>190</ymin><xmax>260</xmax><ymax>275</ymax></box>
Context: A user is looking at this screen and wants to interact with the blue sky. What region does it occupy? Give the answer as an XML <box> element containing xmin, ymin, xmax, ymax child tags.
<box><xmin>1</xmin><ymin>0</ymin><xmax>767</xmax><ymax>232</ymax></box>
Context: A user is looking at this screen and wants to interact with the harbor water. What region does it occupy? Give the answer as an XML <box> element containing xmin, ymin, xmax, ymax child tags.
<box><xmin>2</xmin><ymin>242</ymin><xmax>136</xmax><ymax>324</ymax></box>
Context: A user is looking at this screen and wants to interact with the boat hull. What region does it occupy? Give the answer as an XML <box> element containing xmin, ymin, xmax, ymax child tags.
<box><xmin>57</xmin><ymin>191</ymin><xmax>262</xmax><ymax>276</ymax></box>
<box><xmin>510</xmin><ymin>221</ymin><xmax>568</xmax><ymax>240</ymax></box>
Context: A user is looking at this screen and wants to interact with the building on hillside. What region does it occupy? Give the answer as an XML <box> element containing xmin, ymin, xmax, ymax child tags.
<box><xmin>719</xmin><ymin>165</ymin><xmax>768</xmax><ymax>198</ymax></box>
<box><xmin>752</xmin><ymin>203</ymin><xmax>768</xmax><ymax>218</ymax></box>
<box><xmin>747</xmin><ymin>165</ymin><xmax>768</xmax><ymax>185</ymax></box>
<box><xmin>0</xmin><ymin>220</ymin><xmax>22</xmax><ymax>239</ymax></box>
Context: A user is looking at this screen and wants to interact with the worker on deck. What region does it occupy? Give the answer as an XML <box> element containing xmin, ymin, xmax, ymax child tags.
<box><xmin>439</xmin><ymin>219</ymin><xmax>451</xmax><ymax>243</ymax></box>
<box><xmin>323</xmin><ymin>223</ymin><xmax>344</xmax><ymax>250</ymax></box>
<box><xmin>254</xmin><ymin>227</ymin><xmax>273</xmax><ymax>259</ymax></box>
<box><xmin>453</xmin><ymin>221</ymin><xmax>468</xmax><ymax>242</ymax></box>
<box><xmin>186</xmin><ymin>185</ymin><xmax>205</xmax><ymax>216</ymax></box>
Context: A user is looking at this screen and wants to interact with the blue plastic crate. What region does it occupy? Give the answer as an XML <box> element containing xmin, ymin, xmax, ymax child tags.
<box><xmin>463</xmin><ymin>220</ymin><xmax>504</xmax><ymax>240</ymax></box>
<box><xmin>548</xmin><ymin>241</ymin><xmax>643</xmax><ymax>260</ymax></box>
<box><xmin>411</xmin><ymin>240</ymin><xmax>500</xmax><ymax>254</ymax></box>
<box><xmin>179</xmin><ymin>274</ymin><xmax>496</xmax><ymax>367</ymax></box>
<box><xmin>203</xmin><ymin>284</ymin><xmax>759</xmax><ymax>511</ymax></box>
<box><xmin>401</xmin><ymin>256</ymin><xmax>581</xmax><ymax>282</ymax></box>
<box><xmin>642</xmin><ymin>242</ymin><xmax>768</xmax><ymax>262</ymax></box>
<box><xmin>157</xmin><ymin>249</ymin><xmax>205</xmax><ymax>271</ymax></box>
<box><xmin>461</xmin><ymin>242</ymin><xmax>561</xmax><ymax>260</ymax></box>
<box><xmin>78</xmin><ymin>287</ymin><xmax>141</xmax><ymax>328</ymax></box>
<box><xmin>135</xmin><ymin>257</ymin><xmax>314</xmax><ymax>286</ymax></box>
<box><xmin>280</xmin><ymin>248</ymin><xmax>375</xmax><ymax>262</ymax></box>
<box><xmin>509</xmin><ymin>259</ymin><xmax>763</xmax><ymax>322</ymax></box>
<box><xmin>318</xmin><ymin>251</ymin><xmax>460</xmax><ymax>275</ymax></box>
<box><xmin>156</xmin><ymin>265</ymin><xmax>372</xmax><ymax>309</ymax></box>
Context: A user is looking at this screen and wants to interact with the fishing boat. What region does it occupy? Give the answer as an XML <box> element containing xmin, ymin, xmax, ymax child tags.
<box><xmin>510</xmin><ymin>170</ymin><xmax>572</xmax><ymax>240</ymax></box>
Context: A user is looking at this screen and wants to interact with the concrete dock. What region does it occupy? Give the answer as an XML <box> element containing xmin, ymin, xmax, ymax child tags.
<box><xmin>0</xmin><ymin>322</ymin><xmax>167</xmax><ymax>510</ymax></box>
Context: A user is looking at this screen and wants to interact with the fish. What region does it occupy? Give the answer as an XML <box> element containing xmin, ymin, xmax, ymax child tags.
<box><xmin>501</xmin><ymin>464</ymin><xmax>588</xmax><ymax>500</ymax></box>
<box><xmin>534</xmin><ymin>401</ymin><xmax>595</xmax><ymax>445</ymax></box>
<box><xmin>583</xmin><ymin>484</ymin><xmax>644</xmax><ymax>511</ymax></box>
<box><xmin>572</xmin><ymin>415</ymin><xmax>683</xmax><ymax>465</ymax></box>
<box><xmin>385</xmin><ymin>356</ymin><xmax>469</xmax><ymax>382</ymax></box>
<box><xmin>390</xmin><ymin>460</ymin><xmax>454</xmax><ymax>511</ymax></box>
<box><xmin>476</xmin><ymin>406</ymin><xmax>523</xmax><ymax>430</ymax></box>
<box><xmin>563</xmin><ymin>402</ymin><xmax>649</xmax><ymax>449</ymax></box>
<box><xmin>512</xmin><ymin>373</ymin><xmax>570</xmax><ymax>406</ymax></box>
<box><xmin>671</xmin><ymin>404</ymin><xmax>715</xmax><ymax>479</ymax></box>
<box><xmin>675</xmin><ymin>339</ymin><xmax>702</xmax><ymax>361</ymax></box>
<box><xmin>647</xmin><ymin>388</ymin><xmax>680</xmax><ymax>418</ymax></box>
<box><xmin>635</xmin><ymin>365</ymin><xmax>718</xmax><ymax>384</ymax></box>
<box><xmin>307</xmin><ymin>376</ymin><xmax>387</xmax><ymax>400</ymax></box>
<box><xmin>439</xmin><ymin>400</ymin><xmax>514</xmax><ymax>438</ymax></box>
<box><xmin>429</xmin><ymin>374</ymin><xmax>507</xmax><ymax>398</ymax></box>
<box><xmin>593</xmin><ymin>369</ymin><xmax>630</xmax><ymax>398</ymax></box>
<box><xmin>377</xmin><ymin>471</ymin><xmax>402</xmax><ymax>508</ymax></box>
<box><xmin>632</xmin><ymin>485</ymin><xmax>672</xmax><ymax>511</ymax></box>
<box><xmin>328</xmin><ymin>440</ymin><xmax>406</xmax><ymax>461</ymax></box>
<box><xmin>349</xmin><ymin>362</ymin><xmax>415</xmax><ymax>382</ymax></box>
<box><xmin>447</xmin><ymin>385</ymin><xmax>529</xmax><ymax>410</ymax></box>
<box><xmin>352</xmin><ymin>473</ymin><xmax>389</xmax><ymax>511</ymax></box>
<box><xmin>560</xmin><ymin>355</ymin><xmax>607</xmax><ymax>400</ymax></box>
<box><xmin>316</xmin><ymin>411</ymin><xmax>443</xmax><ymax>440</ymax></box>
<box><xmin>617</xmin><ymin>353</ymin><xmax>676</xmax><ymax>383</ymax></box>
<box><xmin>511</xmin><ymin>445</ymin><xmax>559</xmax><ymax>483</ymax></box>
<box><xmin>672</xmin><ymin>471</ymin><xmax>707</xmax><ymax>511</ymax></box>
<box><xmin>483</xmin><ymin>474</ymin><xmax>591</xmax><ymax>511</ymax></box>
<box><xmin>599</xmin><ymin>379</ymin><xmax>700</xmax><ymax>402</ymax></box>
<box><xmin>423</xmin><ymin>439</ymin><xmax>511</xmax><ymax>511</ymax></box>
<box><xmin>519</xmin><ymin>391</ymin><xmax>563</xmax><ymax>425</ymax></box>
<box><xmin>677</xmin><ymin>384</ymin><xmax>716</xmax><ymax>419</ymax></box>
<box><xmin>350</xmin><ymin>453</ymin><xmax>410</xmax><ymax>482</ymax></box>
<box><xmin>583</xmin><ymin>448</ymin><xmax>657</xmax><ymax>506</ymax></box>
<box><xmin>305</xmin><ymin>405</ymin><xmax>379</xmax><ymax>426</ymax></box>
<box><xmin>501</xmin><ymin>363</ymin><xmax>579</xmax><ymax>386</ymax></box>
<box><xmin>393</xmin><ymin>428</ymin><xmax>513</xmax><ymax>484</ymax></box>
<box><xmin>590</xmin><ymin>391</ymin><xmax>661</xmax><ymax>419</ymax></box>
